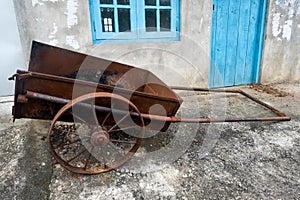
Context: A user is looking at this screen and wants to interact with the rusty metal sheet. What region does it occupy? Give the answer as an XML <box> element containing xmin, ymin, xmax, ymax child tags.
<box><xmin>11</xmin><ymin>41</ymin><xmax>182</xmax><ymax>131</ymax></box>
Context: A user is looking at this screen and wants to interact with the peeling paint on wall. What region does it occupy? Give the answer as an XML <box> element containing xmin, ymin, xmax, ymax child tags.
<box><xmin>272</xmin><ymin>12</ymin><xmax>282</xmax><ymax>39</ymax></box>
<box><xmin>65</xmin><ymin>0</ymin><xmax>78</xmax><ymax>28</ymax></box>
<box><xmin>49</xmin><ymin>23</ymin><xmax>58</xmax><ymax>46</ymax></box>
<box><xmin>32</xmin><ymin>0</ymin><xmax>60</xmax><ymax>7</ymax></box>
<box><xmin>282</xmin><ymin>19</ymin><xmax>293</xmax><ymax>40</ymax></box>
<box><xmin>66</xmin><ymin>35</ymin><xmax>79</xmax><ymax>49</ymax></box>
<box><xmin>262</xmin><ymin>0</ymin><xmax>300</xmax><ymax>83</ymax></box>
<box><xmin>32</xmin><ymin>0</ymin><xmax>42</xmax><ymax>6</ymax></box>
<box><xmin>271</xmin><ymin>0</ymin><xmax>298</xmax><ymax>41</ymax></box>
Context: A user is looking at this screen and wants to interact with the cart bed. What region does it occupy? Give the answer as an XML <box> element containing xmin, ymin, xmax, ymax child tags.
<box><xmin>12</xmin><ymin>41</ymin><xmax>182</xmax><ymax>131</ymax></box>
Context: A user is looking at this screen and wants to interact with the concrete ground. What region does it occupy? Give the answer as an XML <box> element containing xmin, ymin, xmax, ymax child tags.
<box><xmin>0</xmin><ymin>82</ymin><xmax>299</xmax><ymax>200</ymax></box>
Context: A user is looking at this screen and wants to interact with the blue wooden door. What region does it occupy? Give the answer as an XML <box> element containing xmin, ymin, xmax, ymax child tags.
<box><xmin>209</xmin><ymin>0</ymin><xmax>267</xmax><ymax>88</ymax></box>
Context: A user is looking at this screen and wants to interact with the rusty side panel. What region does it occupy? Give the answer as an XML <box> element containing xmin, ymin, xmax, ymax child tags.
<box><xmin>13</xmin><ymin>71</ymin><xmax>181</xmax><ymax>131</ymax></box>
<box><xmin>12</xmin><ymin>41</ymin><xmax>183</xmax><ymax>131</ymax></box>
<box><xmin>27</xmin><ymin>41</ymin><xmax>181</xmax><ymax>100</ymax></box>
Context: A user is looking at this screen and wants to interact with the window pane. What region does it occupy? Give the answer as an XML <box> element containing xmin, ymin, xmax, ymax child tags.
<box><xmin>145</xmin><ymin>0</ymin><xmax>156</xmax><ymax>6</ymax></box>
<box><xmin>160</xmin><ymin>9</ymin><xmax>171</xmax><ymax>31</ymax></box>
<box><xmin>117</xmin><ymin>0</ymin><xmax>130</xmax><ymax>5</ymax></box>
<box><xmin>145</xmin><ymin>9</ymin><xmax>157</xmax><ymax>32</ymax></box>
<box><xmin>159</xmin><ymin>0</ymin><xmax>170</xmax><ymax>6</ymax></box>
<box><xmin>101</xmin><ymin>8</ymin><xmax>115</xmax><ymax>32</ymax></box>
<box><xmin>118</xmin><ymin>9</ymin><xmax>131</xmax><ymax>32</ymax></box>
<box><xmin>100</xmin><ymin>0</ymin><xmax>113</xmax><ymax>4</ymax></box>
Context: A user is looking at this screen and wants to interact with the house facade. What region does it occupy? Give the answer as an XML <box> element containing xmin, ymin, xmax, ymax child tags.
<box><xmin>13</xmin><ymin>0</ymin><xmax>300</xmax><ymax>88</ymax></box>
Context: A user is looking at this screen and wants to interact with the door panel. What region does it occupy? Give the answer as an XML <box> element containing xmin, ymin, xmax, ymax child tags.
<box><xmin>225</xmin><ymin>0</ymin><xmax>240</xmax><ymax>86</ymax></box>
<box><xmin>209</xmin><ymin>0</ymin><xmax>266</xmax><ymax>88</ymax></box>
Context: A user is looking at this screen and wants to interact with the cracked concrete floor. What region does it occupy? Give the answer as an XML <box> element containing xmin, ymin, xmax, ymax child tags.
<box><xmin>0</xmin><ymin>82</ymin><xmax>299</xmax><ymax>199</ymax></box>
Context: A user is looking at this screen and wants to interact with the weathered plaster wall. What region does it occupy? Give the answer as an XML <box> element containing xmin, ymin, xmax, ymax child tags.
<box><xmin>261</xmin><ymin>0</ymin><xmax>300</xmax><ymax>83</ymax></box>
<box><xmin>13</xmin><ymin>0</ymin><xmax>212</xmax><ymax>87</ymax></box>
<box><xmin>0</xmin><ymin>0</ymin><xmax>24</xmax><ymax>96</ymax></box>
<box><xmin>13</xmin><ymin>0</ymin><xmax>300</xmax><ymax>87</ymax></box>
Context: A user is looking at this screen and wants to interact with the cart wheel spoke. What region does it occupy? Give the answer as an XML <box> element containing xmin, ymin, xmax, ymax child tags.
<box><xmin>84</xmin><ymin>148</ymin><xmax>94</xmax><ymax>170</ymax></box>
<box><xmin>90</xmin><ymin>101</ymin><xmax>98</xmax><ymax>126</ymax></box>
<box><xmin>102</xmin><ymin>111</ymin><xmax>112</xmax><ymax>127</ymax></box>
<box><xmin>69</xmin><ymin>111</ymin><xmax>90</xmax><ymax>126</ymax></box>
<box><xmin>109</xmin><ymin>125</ymin><xmax>139</xmax><ymax>133</ymax></box>
<box><xmin>110</xmin><ymin>139</ymin><xmax>137</xmax><ymax>144</ymax></box>
<box><xmin>67</xmin><ymin>149</ymin><xmax>87</xmax><ymax>163</ymax></box>
<box><xmin>55</xmin><ymin>138</ymin><xmax>81</xmax><ymax>148</ymax></box>
<box><xmin>108</xmin><ymin>110</ymin><xmax>133</xmax><ymax>133</ymax></box>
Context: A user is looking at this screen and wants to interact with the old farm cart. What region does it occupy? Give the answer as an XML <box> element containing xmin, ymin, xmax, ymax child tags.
<box><xmin>10</xmin><ymin>41</ymin><xmax>291</xmax><ymax>174</ymax></box>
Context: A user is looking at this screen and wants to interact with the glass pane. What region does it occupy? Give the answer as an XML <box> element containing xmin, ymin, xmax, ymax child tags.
<box><xmin>101</xmin><ymin>8</ymin><xmax>115</xmax><ymax>32</ymax></box>
<box><xmin>100</xmin><ymin>0</ymin><xmax>113</xmax><ymax>4</ymax></box>
<box><xmin>117</xmin><ymin>0</ymin><xmax>130</xmax><ymax>5</ymax></box>
<box><xmin>160</xmin><ymin>9</ymin><xmax>171</xmax><ymax>31</ymax></box>
<box><xmin>145</xmin><ymin>9</ymin><xmax>157</xmax><ymax>32</ymax></box>
<box><xmin>145</xmin><ymin>0</ymin><xmax>156</xmax><ymax>6</ymax></box>
<box><xmin>118</xmin><ymin>9</ymin><xmax>131</xmax><ymax>32</ymax></box>
<box><xmin>160</xmin><ymin>0</ymin><xmax>170</xmax><ymax>6</ymax></box>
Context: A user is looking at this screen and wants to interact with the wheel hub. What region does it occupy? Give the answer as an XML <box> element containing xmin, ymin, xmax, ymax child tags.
<box><xmin>90</xmin><ymin>130</ymin><xmax>110</xmax><ymax>146</ymax></box>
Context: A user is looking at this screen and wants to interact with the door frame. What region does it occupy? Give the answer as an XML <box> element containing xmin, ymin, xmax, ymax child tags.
<box><xmin>209</xmin><ymin>0</ymin><xmax>268</xmax><ymax>88</ymax></box>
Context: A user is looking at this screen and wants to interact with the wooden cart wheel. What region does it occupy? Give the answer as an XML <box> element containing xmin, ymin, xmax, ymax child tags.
<box><xmin>48</xmin><ymin>92</ymin><xmax>144</xmax><ymax>174</ymax></box>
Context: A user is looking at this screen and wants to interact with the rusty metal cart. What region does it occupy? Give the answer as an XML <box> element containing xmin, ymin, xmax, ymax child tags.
<box><xmin>9</xmin><ymin>41</ymin><xmax>291</xmax><ymax>174</ymax></box>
